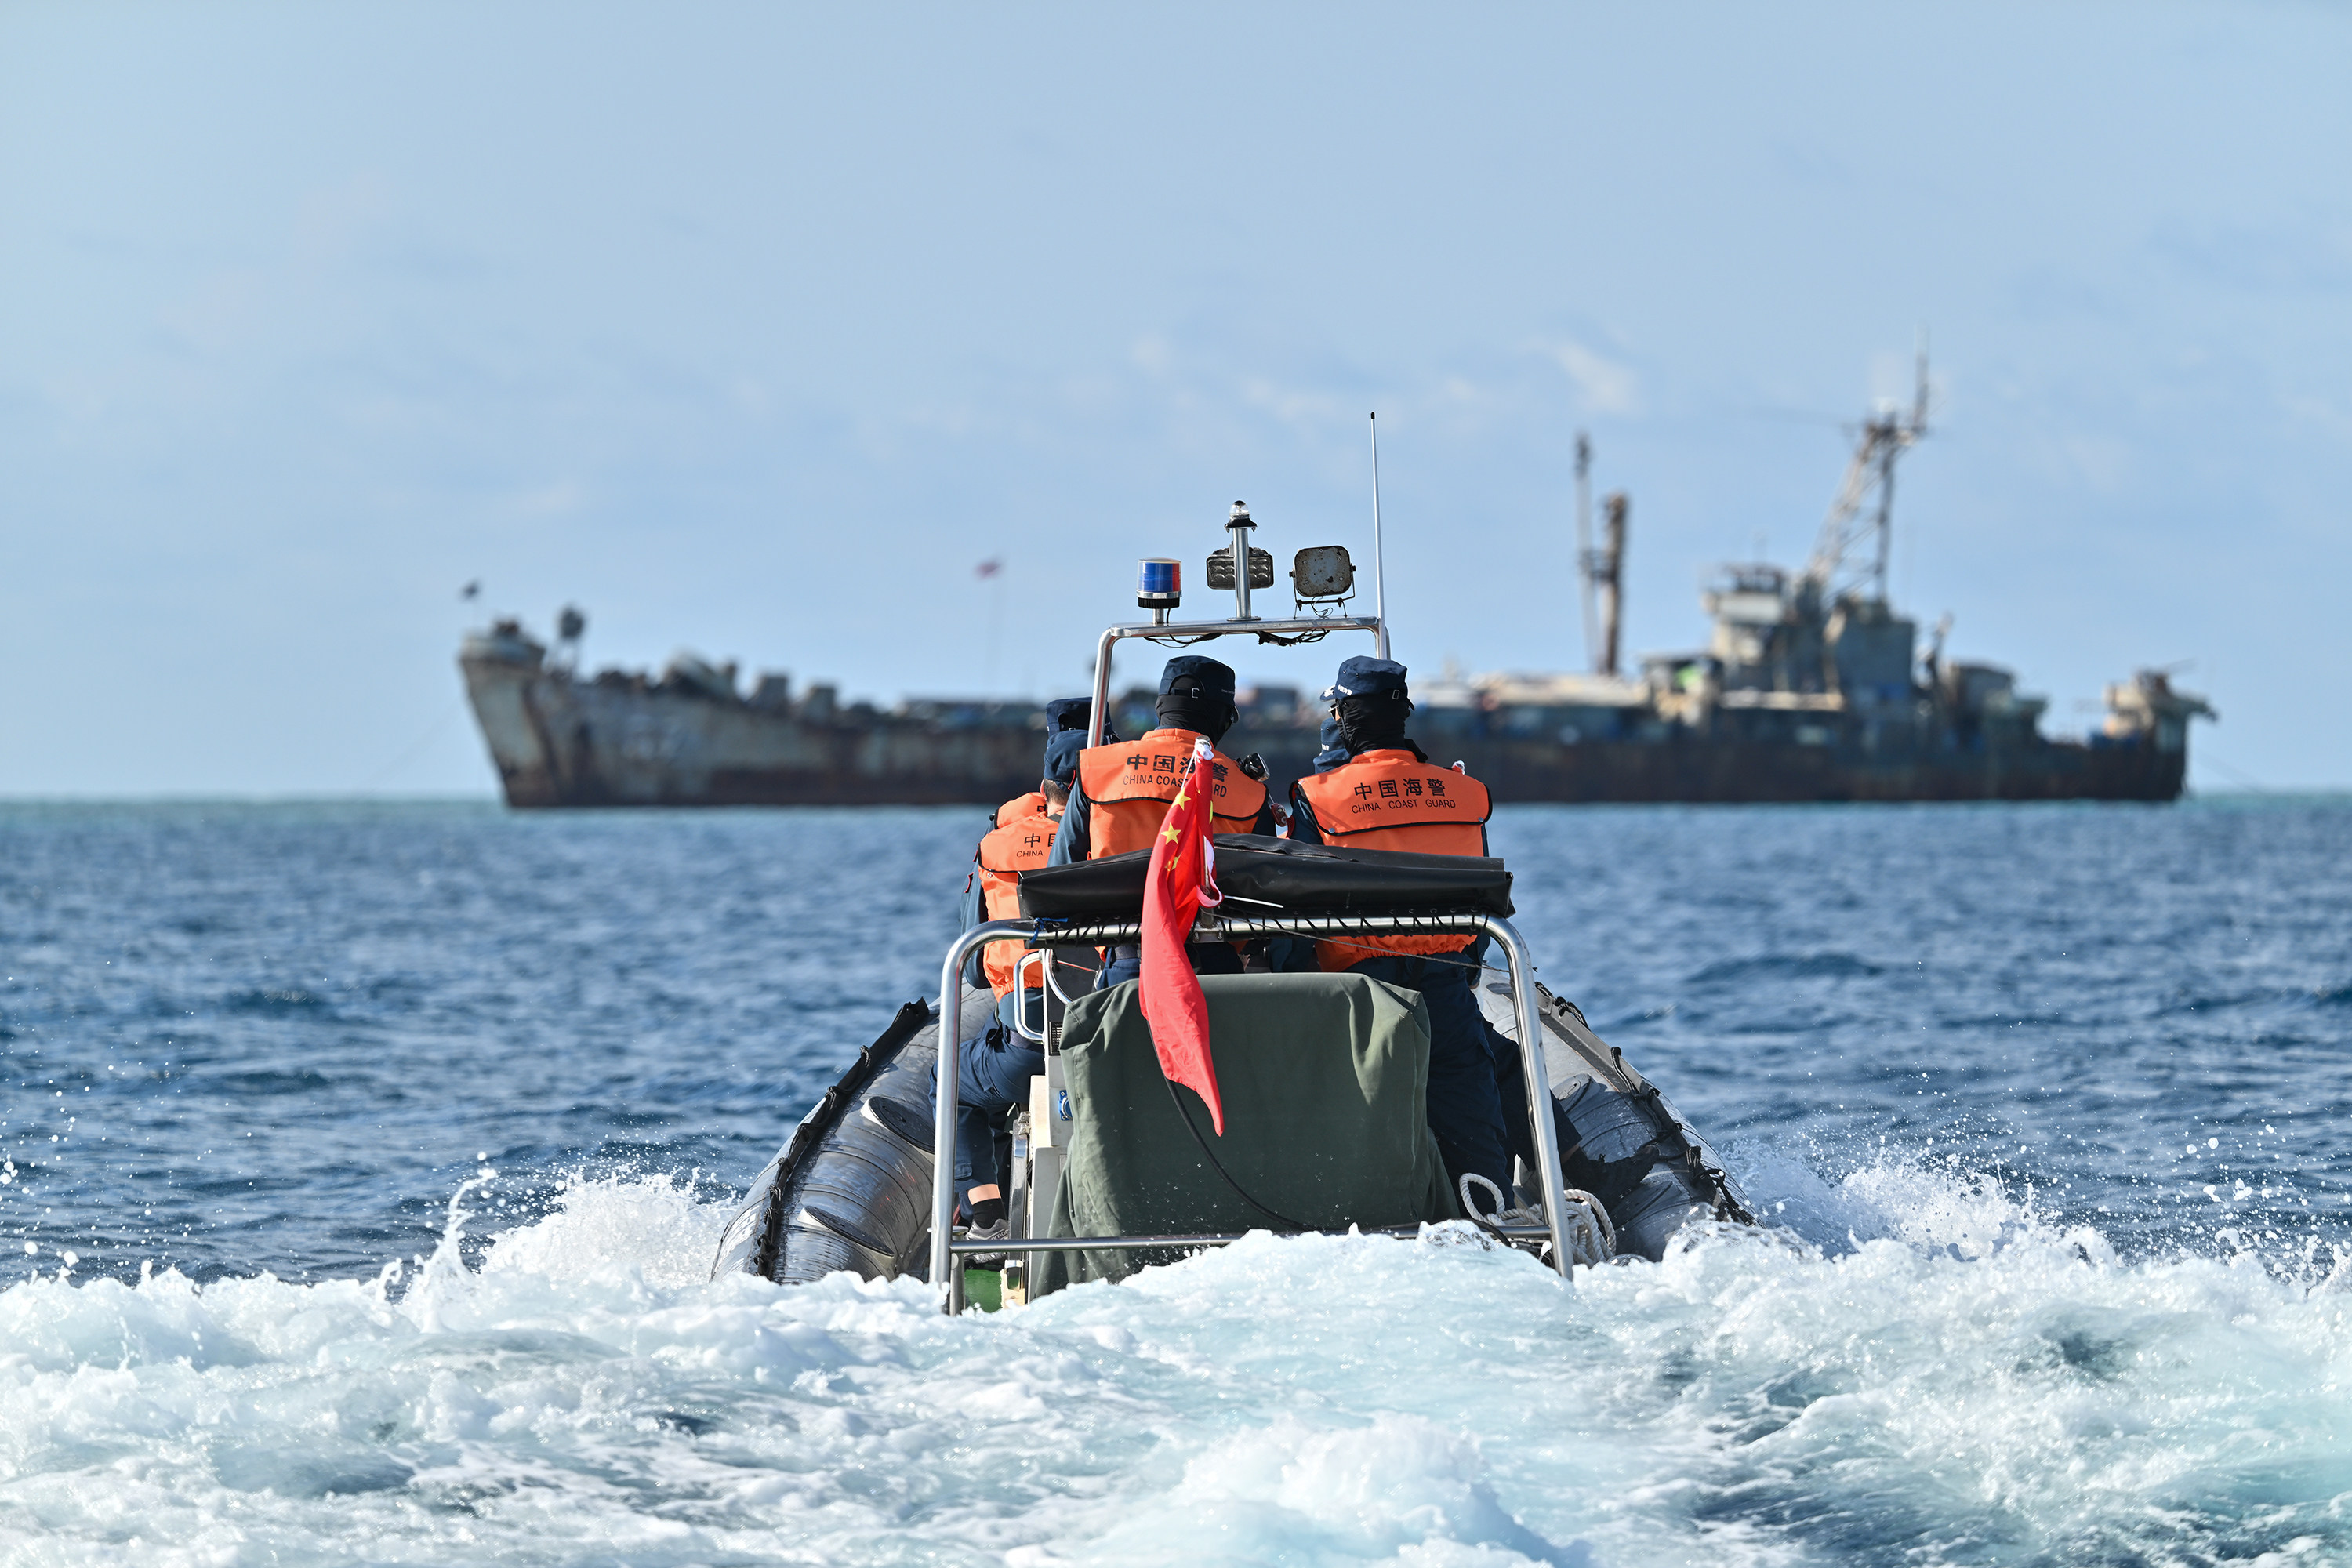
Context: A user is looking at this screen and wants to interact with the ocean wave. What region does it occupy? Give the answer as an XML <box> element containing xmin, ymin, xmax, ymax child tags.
<box><xmin>220</xmin><ymin>988</ymin><xmax>337</xmax><ymax>1018</ymax></box>
<box><xmin>5</xmin><ymin>1166</ymin><xmax>2352</xmax><ymax>1565</ymax></box>
<box><xmin>1686</xmin><ymin>953</ymin><xmax>1885</xmax><ymax>985</ymax></box>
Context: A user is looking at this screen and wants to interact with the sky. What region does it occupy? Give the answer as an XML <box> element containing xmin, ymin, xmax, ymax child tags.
<box><xmin>2</xmin><ymin>2</ymin><xmax>2347</xmax><ymax>795</ymax></box>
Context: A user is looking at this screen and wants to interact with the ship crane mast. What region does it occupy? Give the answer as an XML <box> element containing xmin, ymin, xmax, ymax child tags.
<box><xmin>1572</xmin><ymin>431</ymin><xmax>1629</xmax><ymax>677</ymax></box>
<box><xmin>1803</xmin><ymin>346</ymin><xmax>1929</xmax><ymax>606</ymax></box>
<box><xmin>1573</xmin><ymin>434</ymin><xmax>1596</xmax><ymax>670</ymax></box>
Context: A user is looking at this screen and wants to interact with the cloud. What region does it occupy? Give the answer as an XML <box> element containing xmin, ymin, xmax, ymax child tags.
<box><xmin>1547</xmin><ymin>340</ymin><xmax>1639</xmax><ymax>414</ymax></box>
<box><xmin>508</xmin><ymin>478</ymin><xmax>588</xmax><ymax>517</ymax></box>
<box><xmin>1241</xmin><ymin>375</ymin><xmax>1344</xmax><ymax>426</ymax></box>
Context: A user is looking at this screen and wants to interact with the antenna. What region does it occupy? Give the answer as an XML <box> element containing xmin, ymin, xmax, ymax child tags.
<box><xmin>1369</xmin><ymin>412</ymin><xmax>1389</xmax><ymax>659</ymax></box>
<box><xmin>1573</xmin><ymin>432</ymin><xmax>1595</xmax><ymax>671</ymax></box>
<box><xmin>1912</xmin><ymin>329</ymin><xmax>1930</xmax><ymax>429</ymax></box>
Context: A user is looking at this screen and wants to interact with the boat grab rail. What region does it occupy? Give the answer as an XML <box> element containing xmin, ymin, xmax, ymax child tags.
<box><xmin>948</xmin><ymin>1224</ymin><xmax>1555</xmax><ymax>1256</ymax></box>
<box><xmin>1015</xmin><ymin>909</ymin><xmax>1496</xmax><ymax>950</ymax></box>
<box><xmin>940</xmin><ymin>1222</ymin><xmax>1560</xmax><ymax>1314</ymax></box>
<box><xmin>1040</xmin><ymin>949</ymin><xmax>1085</xmax><ymax>1008</ymax></box>
<box><xmin>932</xmin><ymin>910</ymin><xmax>1574</xmax><ymax>1312</ymax></box>
<box><xmin>1009</xmin><ymin>949</ymin><xmax>1049</xmax><ymax>1044</ymax></box>
<box><xmin>1085</xmin><ymin>615</ymin><xmax>1386</xmax><ymax>748</ymax></box>
<box><xmin>1009</xmin><ymin>949</ymin><xmax>1099</xmax><ymax>1043</ymax></box>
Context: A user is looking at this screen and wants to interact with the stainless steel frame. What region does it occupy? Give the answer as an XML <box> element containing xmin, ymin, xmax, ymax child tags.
<box><xmin>1008</xmin><ymin>950</ymin><xmax>1047</xmax><ymax>1044</ymax></box>
<box><xmin>1086</xmin><ymin>617</ymin><xmax>1388</xmax><ymax>747</ymax></box>
<box><xmin>951</xmin><ymin>1224</ymin><xmax>1555</xmax><ymax>1258</ymax></box>
<box><xmin>931</xmin><ymin>910</ymin><xmax>1573</xmax><ymax>1312</ymax></box>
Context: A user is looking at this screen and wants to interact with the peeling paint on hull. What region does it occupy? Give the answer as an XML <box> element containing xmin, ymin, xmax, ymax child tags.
<box><xmin>460</xmin><ymin>648</ymin><xmax>1045</xmax><ymax>809</ymax></box>
<box><xmin>462</xmin><ymin>648</ymin><xmax>2187</xmax><ymax>809</ymax></box>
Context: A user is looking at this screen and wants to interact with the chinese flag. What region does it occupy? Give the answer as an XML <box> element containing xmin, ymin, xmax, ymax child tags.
<box><xmin>1140</xmin><ymin>737</ymin><xmax>1227</xmax><ymax>1133</ymax></box>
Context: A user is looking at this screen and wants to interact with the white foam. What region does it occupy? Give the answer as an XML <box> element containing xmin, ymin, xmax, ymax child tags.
<box><xmin>4</xmin><ymin>1166</ymin><xmax>2350</xmax><ymax>1564</ymax></box>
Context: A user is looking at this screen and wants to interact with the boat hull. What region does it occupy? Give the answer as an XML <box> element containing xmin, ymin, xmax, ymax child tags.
<box><xmin>715</xmin><ymin>975</ymin><xmax>1750</xmax><ymax>1290</ymax></box>
<box><xmin>1399</xmin><ymin>732</ymin><xmax>2187</xmax><ymax>804</ymax></box>
<box><xmin>711</xmin><ymin>996</ymin><xmax>952</xmax><ymax>1285</ymax></box>
<box><xmin>460</xmin><ymin>649</ymin><xmax>1040</xmax><ymax>810</ymax></box>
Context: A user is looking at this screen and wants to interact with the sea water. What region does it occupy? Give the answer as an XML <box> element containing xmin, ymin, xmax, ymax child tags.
<box><xmin>3</xmin><ymin>799</ymin><xmax>2350</xmax><ymax>1565</ymax></box>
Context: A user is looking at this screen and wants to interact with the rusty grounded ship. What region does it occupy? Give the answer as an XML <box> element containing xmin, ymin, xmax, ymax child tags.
<box><xmin>460</xmin><ymin>377</ymin><xmax>2213</xmax><ymax>808</ymax></box>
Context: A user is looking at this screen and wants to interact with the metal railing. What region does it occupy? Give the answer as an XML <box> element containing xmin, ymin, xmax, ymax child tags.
<box><xmin>948</xmin><ymin>1224</ymin><xmax>1555</xmax><ymax>1257</ymax></box>
<box><xmin>1085</xmin><ymin>616</ymin><xmax>1386</xmax><ymax>748</ymax></box>
<box><xmin>929</xmin><ymin>909</ymin><xmax>1572</xmax><ymax>1313</ymax></box>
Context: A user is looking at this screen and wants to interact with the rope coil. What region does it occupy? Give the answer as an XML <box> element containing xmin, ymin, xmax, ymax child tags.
<box><xmin>1457</xmin><ymin>1172</ymin><xmax>1615</xmax><ymax>1269</ymax></box>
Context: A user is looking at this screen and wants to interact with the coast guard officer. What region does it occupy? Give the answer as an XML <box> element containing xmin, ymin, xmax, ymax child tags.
<box><xmin>1263</xmin><ymin>710</ymin><xmax>1350</xmax><ymax>969</ymax></box>
<box><xmin>1050</xmin><ymin>655</ymin><xmax>1276</xmax><ymax>988</ymax></box>
<box><xmin>950</xmin><ymin>723</ymin><xmax>1091</xmax><ymax>1253</ymax></box>
<box><xmin>960</xmin><ymin>698</ymin><xmax>1105</xmax><ymax>941</ymax></box>
<box><xmin>994</xmin><ymin>697</ymin><xmax>1102</xmax><ymax>829</ymax></box>
<box><xmin>1311</xmin><ymin>708</ymin><xmax>1348</xmax><ymax>775</ymax></box>
<box><xmin>1286</xmin><ymin>655</ymin><xmax>1526</xmax><ymax>1196</ymax></box>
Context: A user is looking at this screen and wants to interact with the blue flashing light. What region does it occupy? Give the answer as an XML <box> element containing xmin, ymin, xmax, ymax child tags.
<box><xmin>1138</xmin><ymin>557</ymin><xmax>1181</xmax><ymax>609</ymax></box>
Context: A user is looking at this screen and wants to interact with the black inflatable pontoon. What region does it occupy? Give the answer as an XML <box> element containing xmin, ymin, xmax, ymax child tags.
<box><xmin>714</xmin><ymin>839</ymin><xmax>1752</xmax><ymax>1298</ymax></box>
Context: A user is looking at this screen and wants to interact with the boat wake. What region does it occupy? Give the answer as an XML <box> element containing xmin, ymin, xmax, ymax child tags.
<box><xmin>5</xmin><ymin>1153</ymin><xmax>2350</xmax><ymax>1566</ymax></box>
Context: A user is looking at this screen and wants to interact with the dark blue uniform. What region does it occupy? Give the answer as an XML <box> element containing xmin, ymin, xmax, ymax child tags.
<box><xmin>949</xmin><ymin>721</ymin><xmax>1093</xmax><ymax>1213</ymax></box>
<box><xmin>1285</xmin><ymin>656</ymin><xmax>1530</xmax><ymax>1195</ymax></box>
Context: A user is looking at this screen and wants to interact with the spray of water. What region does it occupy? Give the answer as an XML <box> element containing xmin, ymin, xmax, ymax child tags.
<box><xmin>3</xmin><ymin>1151</ymin><xmax>2350</xmax><ymax>1565</ymax></box>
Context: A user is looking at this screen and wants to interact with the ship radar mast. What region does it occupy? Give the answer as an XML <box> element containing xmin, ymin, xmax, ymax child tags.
<box><xmin>1571</xmin><ymin>432</ymin><xmax>1629</xmax><ymax>677</ymax></box>
<box><xmin>1573</xmin><ymin>433</ymin><xmax>1595</xmax><ymax>670</ymax></box>
<box><xmin>551</xmin><ymin>604</ymin><xmax>587</xmax><ymax>671</ymax></box>
<box><xmin>1802</xmin><ymin>343</ymin><xmax>1929</xmax><ymax>607</ymax></box>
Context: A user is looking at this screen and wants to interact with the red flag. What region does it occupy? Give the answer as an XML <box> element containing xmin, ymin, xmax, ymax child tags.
<box><xmin>1139</xmin><ymin>737</ymin><xmax>1227</xmax><ymax>1133</ymax></box>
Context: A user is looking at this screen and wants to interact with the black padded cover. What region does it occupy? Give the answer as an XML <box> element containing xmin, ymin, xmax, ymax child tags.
<box><xmin>1016</xmin><ymin>833</ymin><xmax>1513</xmax><ymax>921</ymax></box>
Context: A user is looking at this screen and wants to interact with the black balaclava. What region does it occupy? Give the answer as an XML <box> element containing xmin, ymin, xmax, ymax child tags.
<box><xmin>1157</xmin><ymin>689</ymin><xmax>1236</xmax><ymax>742</ymax></box>
<box><xmin>1334</xmin><ymin>691</ymin><xmax>1416</xmax><ymax>757</ymax></box>
<box><xmin>1155</xmin><ymin>656</ymin><xmax>1239</xmax><ymax>743</ymax></box>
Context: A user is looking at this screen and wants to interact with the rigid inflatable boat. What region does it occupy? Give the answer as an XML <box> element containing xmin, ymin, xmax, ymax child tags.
<box><xmin>714</xmin><ymin>503</ymin><xmax>1754</xmax><ymax>1309</ymax></box>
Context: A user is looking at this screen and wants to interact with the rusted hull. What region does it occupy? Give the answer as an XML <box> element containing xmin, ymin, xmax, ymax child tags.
<box><xmin>1214</xmin><ymin>727</ymin><xmax>2183</xmax><ymax>806</ymax></box>
<box><xmin>1430</xmin><ymin>735</ymin><xmax>2186</xmax><ymax>804</ymax></box>
<box><xmin>461</xmin><ymin>652</ymin><xmax>1041</xmax><ymax>809</ymax></box>
<box><xmin>462</xmin><ymin>656</ymin><xmax>2187</xmax><ymax>808</ymax></box>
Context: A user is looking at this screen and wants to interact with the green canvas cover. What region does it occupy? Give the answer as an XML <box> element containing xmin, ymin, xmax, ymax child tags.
<box><xmin>1032</xmin><ymin>972</ymin><xmax>1460</xmax><ymax>1295</ymax></box>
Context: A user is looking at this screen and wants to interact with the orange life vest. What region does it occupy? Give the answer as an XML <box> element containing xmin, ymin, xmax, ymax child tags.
<box><xmin>1075</xmin><ymin>729</ymin><xmax>1268</xmax><ymax>860</ymax></box>
<box><xmin>995</xmin><ymin>791</ymin><xmax>1044</xmax><ymax>829</ymax></box>
<box><xmin>976</xmin><ymin>809</ymin><xmax>1060</xmax><ymax>996</ymax></box>
<box><xmin>1293</xmin><ymin>748</ymin><xmax>1493</xmax><ymax>969</ymax></box>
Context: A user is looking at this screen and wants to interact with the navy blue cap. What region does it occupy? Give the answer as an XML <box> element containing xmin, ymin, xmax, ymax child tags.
<box><xmin>1043</xmin><ymin>728</ymin><xmax>1087</xmax><ymax>788</ymax></box>
<box><xmin>1042</xmin><ymin>695</ymin><xmax>1115</xmax><ymax>743</ymax></box>
<box><xmin>1312</xmin><ymin>711</ymin><xmax>1348</xmax><ymax>773</ymax></box>
<box><xmin>1159</xmin><ymin>655</ymin><xmax>1236</xmax><ymax>702</ymax></box>
<box><xmin>1321</xmin><ymin>656</ymin><xmax>1409</xmax><ymax>703</ymax></box>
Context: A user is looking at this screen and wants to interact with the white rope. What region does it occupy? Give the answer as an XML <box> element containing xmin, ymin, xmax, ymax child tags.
<box><xmin>1457</xmin><ymin>1172</ymin><xmax>1616</xmax><ymax>1269</ymax></box>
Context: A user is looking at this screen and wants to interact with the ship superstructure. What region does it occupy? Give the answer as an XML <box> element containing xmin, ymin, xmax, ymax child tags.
<box><xmin>459</xmin><ymin>617</ymin><xmax>1044</xmax><ymax>808</ymax></box>
<box><xmin>461</xmin><ymin>369</ymin><xmax>2211</xmax><ymax>807</ymax></box>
